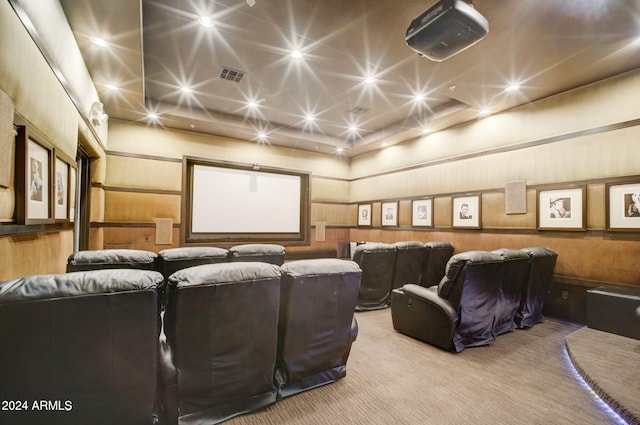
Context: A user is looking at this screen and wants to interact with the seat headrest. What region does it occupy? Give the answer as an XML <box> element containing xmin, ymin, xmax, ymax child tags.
<box><xmin>158</xmin><ymin>246</ymin><xmax>228</xmax><ymax>261</ymax></box>
<box><xmin>280</xmin><ymin>258</ymin><xmax>361</xmax><ymax>277</ymax></box>
<box><xmin>0</xmin><ymin>269</ymin><xmax>162</xmax><ymax>304</ymax></box>
<box><xmin>67</xmin><ymin>249</ymin><xmax>157</xmax><ymax>265</ymax></box>
<box><xmin>169</xmin><ymin>261</ymin><xmax>281</xmax><ymax>288</ymax></box>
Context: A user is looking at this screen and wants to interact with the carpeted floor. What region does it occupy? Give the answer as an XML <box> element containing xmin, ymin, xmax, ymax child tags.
<box><xmin>227</xmin><ymin>309</ymin><xmax>630</xmax><ymax>424</ymax></box>
<box><xmin>565</xmin><ymin>326</ymin><xmax>640</xmax><ymax>425</ymax></box>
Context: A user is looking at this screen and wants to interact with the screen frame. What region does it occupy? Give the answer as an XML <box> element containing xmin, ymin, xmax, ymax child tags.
<box><xmin>181</xmin><ymin>156</ymin><xmax>310</xmax><ymax>246</ymax></box>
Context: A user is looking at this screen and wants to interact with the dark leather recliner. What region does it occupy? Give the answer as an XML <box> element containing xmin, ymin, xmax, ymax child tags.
<box><xmin>391</xmin><ymin>241</ymin><xmax>426</xmax><ymax>290</ymax></box>
<box><xmin>419</xmin><ymin>241</ymin><xmax>454</xmax><ymax>287</ymax></box>
<box><xmin>275</xmin><ymin>259</ymin><xmax>362</xmax><ymax>398</ymax></box>
<box><xmin>66</xmin><ymin>249</ymin><xmax>158</xmax><ymax>272</ymax></box>
<box><xmin>159</xmin><ymin>262</ymin><xmax>281</xmax><ymax>425</ymax></box>
<box><xmin>391</xmin><ymin>251</ymin><xmax>503</xmax><ymax>352</ymax></box>
<box><xmin>492</xmin><ymin>248</ymin><xmax>530</xmax><ymax>336</ymax></box>
<box><xmin>352</xmin><ymin>242</ymin><xmax>397</xmax><ymax>310</ymax></box>
<box><xmin>228</xmin><ymin>243</ymin><xmax>286</xmax><ymax>265</ymax></box>
<box><xmin>516</xmin><ymin>247</ymin><xmax>558</xmax><ymax>328</ymax></box>
<box><xmin>0</xmin><ymin>269</ymin><xmax>162</xmax><ymax>425</ymax></box>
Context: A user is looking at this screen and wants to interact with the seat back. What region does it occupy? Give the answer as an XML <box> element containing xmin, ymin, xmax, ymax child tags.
<box><xmin>492</xmin><ymin>248</ymin><xmax>530</xmax><ymax>335</ymax></box>
<box><xmin>161</xmin><ymin>262</ymin><xmax>281</xmax><ymax>424</ymax></box>
<box><xmin>156</xmin><ymin>246</ymin><xmax>228</xmax><ymax>279</ymax></box>
<box><xmin>228</xmin><ymin>243</ymin><xmax>286</xmax><ymax>265</ymax></box>
<box><xmin>438</xmin><ymin>251</ymin><xmax>503</xmax><ymax>351</ymax></box>
<box><xmin>352</xmin><ymin>243</ymin><xmax>397</xmax><ymax>310</ymax></box>
<box><xmin>391</xmin><ymin>241</ymin><xmax>426</xmax><ymax>290</ymax></box>
<box><xmin>276</xmin><ymin>259</ymin><xmax>361</xmax><ymax>398</ymax></box>
<box><xmin>420</xmin><ymin>241</ymin><xmax>454</xmax><ymax>287</ymax></box>
<box><xmin>0</xmin><ymin>269</ymin><xmax>161</xmax><ymax>425</ymax></box>
<box><xmin>66</xmin><ymin>249</ymin><xmax>157</xmax><ymax>272</ymax></box>
<box><xmin>517</xmin><ymin>247</ymin><xmax>558</xmax><ymax>328</ymax></box>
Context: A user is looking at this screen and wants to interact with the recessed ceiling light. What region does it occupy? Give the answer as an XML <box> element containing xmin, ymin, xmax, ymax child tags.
<box><xmin>414</xmin><ymin>94</ymin><xmax>426</xmax><ymax>102</ymax></box>
<box><xmin>479</xmin><ymin>108</ymin><xmax>491</xmax><ymax>116</ymax></box>
<box><xmin>90</xmin><ymin>37</ymin><xmax>108</xmax><ymax>47</ymax></box>
<box><xmin>381</xmin><ymin>141</ymin><xmax>388</xmax><ymax>147</ymax></box>
<box><xmin>421</xmin><ymin>127</ymin><xmax>431</xmax><ymax>134</ymax></box>
<box><xmin>147</xmin><ymin>112</ymin><xmax>159</xmax><ymax>120</ymax></box>
<box><xmin>364</xmin><ymin>76</ymin><xmax>376</xmax><ymax>85</ymax></box>
<box><xmin>180</xmin><ymin>86</ymin><xmax>193</xmax><ymax>94</ymax></box>
<box><xmin>290</xmin><ymin>50</ymin><xmax>303</xmax><ymax>59</ymax></box>
<box><xmin>348</xmin><ymin>124</ymin><xmax>359</xmax><ymax>132</ymax></box>
<box><xmin>247</xmin><ymin>100</ymin><xmax>259</xmax><ymax>109</ymax></box>
<box><xmin>505</xmin><ymin>83</ymin><xmax>521</xmax><ymax>92</ymax></box>
<box><xmin>336</xmin><ymin>147</ymin><xmax>344</xmax><ymax>153</ymax></box>
<box><xmin>106</xmin><ymin>84</ymin><xmax>119</xmax><ymax>91</ymax></box>
<box><xmin>304</xmin><ymin>114</ymin><xmax>315</xmax><ymax>122</ymax></box>
<box><xmin>199</xmin><ymin>16</ymin><xmax>213</xmax><ymax>27</ymax></box>
<box><xmin>257</xmin><ymin>131</ymin><xmax>268</xmax><ymax>140</ymax></box>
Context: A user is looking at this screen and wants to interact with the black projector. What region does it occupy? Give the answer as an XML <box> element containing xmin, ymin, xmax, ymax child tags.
<box><xmin>405</xmin><ymin>0</ymin><xmax>489</xmax><ymax>62</ymax></box>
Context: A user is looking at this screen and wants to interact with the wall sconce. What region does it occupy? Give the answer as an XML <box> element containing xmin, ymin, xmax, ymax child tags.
<box><xmin>90</xmin><ymin>101</ymin><xmax>108</xmax><ymax>126</ymax></box>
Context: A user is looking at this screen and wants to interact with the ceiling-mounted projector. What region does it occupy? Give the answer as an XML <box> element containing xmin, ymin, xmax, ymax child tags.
<box><xmin>405</xmin><ymin>0</ymin><xmax>489</xmax><ymax>62</ymax></box>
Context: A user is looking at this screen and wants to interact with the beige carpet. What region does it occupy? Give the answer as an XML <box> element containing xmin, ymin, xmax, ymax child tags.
<box><xmin>565</xmin><ymin>326</ymin><xmax>640</xmax><ymax>425</ymax></box>
<box><xmin>227</xmin><ymin>309</ymin><xmax>628</xmax><ymax>425</ymax></box>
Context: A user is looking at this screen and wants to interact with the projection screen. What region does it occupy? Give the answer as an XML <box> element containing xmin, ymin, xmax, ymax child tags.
<box><xmin>182</xmin><ymin>157</ymin><xmax>310</xmax><ymax>245</ymax></box>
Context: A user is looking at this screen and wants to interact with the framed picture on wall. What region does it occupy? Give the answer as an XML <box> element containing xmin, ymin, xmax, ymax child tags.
<box><xmin>68</xmin><ymin>165</ymin><xmax>77</xmax><ymax>221</ymax></box>
<box><xmin>381</xmin><ymin>201</ymin><xmax>398</xmax><ymax>226</ymax></box>
<box><xmin>357</xmin><ymin>203</ymin><xmax>372</xmax><ymax>226</ymax></box>
<box><xmin>412</xmin><ymin>198</ymin><xmax>433</xmax><ymax>227</ymax></box>
<box><xmin>452</xmin><ymin>194</ymin><xmax>481</xmax><ymax>229</ymax></box>
<box><xmin>15</xmin><ymin>126</ymin><xmax>54</xmax><ymax>225</ymax></box>
<box><xmin>606</xmin><ymin>180</ymin><xmax>640</xmax><ymax>231</ymax></box>
<box><xmin>537</xmin><ymin>185</ymin><xmax>586</xmax><ymax>231</ymax></box>
<box><xmin>54</xmin><ymin>156</ymin><xmax>70</xmax><ymax>221</ymax></box>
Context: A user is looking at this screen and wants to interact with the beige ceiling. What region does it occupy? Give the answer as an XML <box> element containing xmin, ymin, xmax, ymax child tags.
<box><xmin>59</xmin><ymin>0</ymin><xmax>640</xmax><ymax>157</ymax></box>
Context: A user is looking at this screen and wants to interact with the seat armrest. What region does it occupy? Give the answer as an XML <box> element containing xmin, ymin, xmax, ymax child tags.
<box><xmin>351</xmin><ymin>316</ymin><xmax>358</xmax><ymax>342</ymax></box>
<box><xmin>401</xmin><ymin>284</ymin><xmax>457</xmax><ymax>322</ymax></box>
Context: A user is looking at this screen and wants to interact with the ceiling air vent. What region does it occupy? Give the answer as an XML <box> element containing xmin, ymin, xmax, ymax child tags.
<box><xmin>219</xmin><ymin>66</ymin><xmax>245</xmax><ymax>83</ymax></box>
<box><xmin>349</xmin><ymin>106</ymin><xmax>369</xmax><ymax>115</ymax></box>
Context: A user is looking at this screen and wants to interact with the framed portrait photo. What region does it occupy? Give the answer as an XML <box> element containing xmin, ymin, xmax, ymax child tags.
<box><xmin>452</xmin><ymin>194</ymin><xmax>481</xmax><ymax>229</ymax></box>
<box><xmin>54</xmin><ymin>157</ymin><xmax>70</xmax><ymax>221</ymax></box>
<box><xmin>68</xmin><ymin>165</ymin><xmax>77</xmax><ymax>222</ymax></box>
<box><xmin>412</xmin><ymin>198</ymin><xmax>433</xmax><ymax>227</ymax></box>
<box><xmin>15</xmin><ymin>126</ymin><xmax>54</xmax><ymax>224</ymax></box>
<box><xmin>537</xmin><ymin>185</ymin><xmax>586</xmax><ymax>231</ymax></box>
<box><xmin>381</xmin><ymin>201</ymin><xmax>398</xmax><ymax>226</ymax></box>
<box><xmin>606</xmin><ymin>180</ymin><xmax>640</xmax><ymax>231</ymax></box>
<box><xmin>358</xmin><ymin>203</ymin><xmax>372</xmax><ymax>226</ymax></box>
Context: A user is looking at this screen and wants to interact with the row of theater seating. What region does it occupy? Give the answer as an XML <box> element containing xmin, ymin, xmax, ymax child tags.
<box><xmin>66</xmin><ymin>243</ymin><xmax>287</xmax><ymax>308</ymax></box>
<box><xmin>390</xmin><ymin>247</ymin><xmax>558</xmax><ymax>352</ymax></box>
<box><xmin>350</xmin><ymin>241</ymin><xmax>455</xmax><ymax>310</ymax></box>
<box><xmin>0</xmin><ymin>252</ymin><xmax>362</xmax><ymax>424</ymax></box>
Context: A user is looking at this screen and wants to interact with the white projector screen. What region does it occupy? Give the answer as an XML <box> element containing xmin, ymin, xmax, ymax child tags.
<box><xmin>192</xmin><ymin>165</ymin><xmax>301</xmax><ymax>233</ymax></box>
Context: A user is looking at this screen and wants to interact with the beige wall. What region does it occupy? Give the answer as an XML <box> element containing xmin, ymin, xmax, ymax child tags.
<box><xmin>0</xmin><ymin>1</ymin><xmax>105</xmax><ymax>280</ymax></box>
<box><xmin>100</xmin><ymin>121</ymin><xmax>351</xmax><ymax>253</ymax></box>
<box><xmin>348</xmin><ymin>70</ymin><xmax>640</xmax><ymax>287</ymax></box>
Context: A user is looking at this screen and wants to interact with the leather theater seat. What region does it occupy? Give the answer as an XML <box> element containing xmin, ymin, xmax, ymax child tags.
<box><xmin>276</xmin><ymin>258</ymin><xmax>362</xmax><ymax>398</ymax></box>
<box><xmin>159</xmin><ymin>262</ymin><xmax>281</xmax><ymax>425</ymax></box>
<box><xmin>419</xmin><ymin>241</ymin><xmax>454</xmax><ymax>288</ymax></box>
<box><xmin>352</xmin><ymin>242</ymin><xmax>397</xmax><ymax>310</ymax></box>
<box><xmin>228</xmin><ymin>243</ymin><xmax>286</xmax><ymax>265</ymax></box>
<box><xmin>391</xmin><ymin>251</ymin><xmax>503</xmax><ymax>352</ymax></box>
<box><xmin>156</xmin><ymin>246</ymin><xmax>228</xmax><ymax>308</ymax></box>
<box><xmin>492</xmin><ymin>248</ymin><xmax>530</xmax><ymax>336</ymax></box>
<box><xmin>391</xmin><ymin>241</ymin><xmax>426</xmax><ymax>290</ymax></box>
<box><xmin>516</xmin><ymin>247</ymin><xmax>558</xmax><ymax>328</ymax></box>
<box><xmin>0</xmin><ymin>269</ymin><xmax>162</xmax><ymax>425</ymax></box>
<box><xmin>66</xmin><ymin>249</ymin><xmax>157</xmax><ymax>272</ymax></box>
